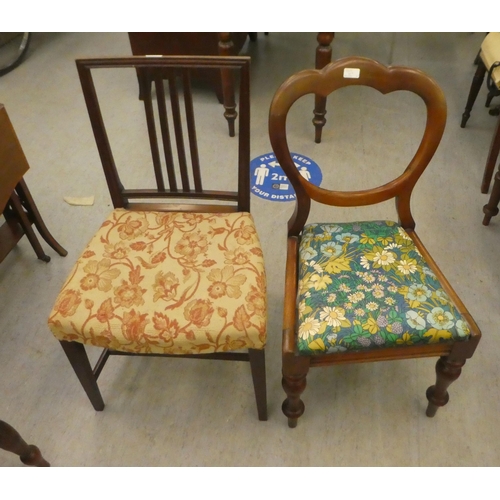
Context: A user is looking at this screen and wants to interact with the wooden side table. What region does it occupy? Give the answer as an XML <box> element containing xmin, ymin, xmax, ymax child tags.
<box><xmin>0</xmin><ymin>104</ymin><xmax>67</xmax><ymax>262</ymax></box>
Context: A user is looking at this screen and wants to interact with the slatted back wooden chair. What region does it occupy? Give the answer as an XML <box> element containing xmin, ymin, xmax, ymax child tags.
<box><xmin>268</xmin><ymin>56</ymin><xmax>481</xmax><ymax>428</ymax></box>
<box><xmin>48</xmin><ymin>56</ymin><xmax>267</xmax><ymax>420</ymax></box>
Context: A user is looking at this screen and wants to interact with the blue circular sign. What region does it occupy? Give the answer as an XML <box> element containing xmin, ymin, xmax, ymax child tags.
<box><xmin>250</xmin><ymin>152</ymin><xmax>322</xmax><ymax>202</ymax></box>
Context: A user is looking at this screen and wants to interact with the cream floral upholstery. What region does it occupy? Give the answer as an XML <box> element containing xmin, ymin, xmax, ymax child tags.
<box><xmin>48</xmin><ymin>209</ymin><xmax>266</xmax><ymax>355</ymax></box>
<box><xmin>297</xmin><ymin>221</ymin><xmax>471</xmax><ymax>355</ymax></box>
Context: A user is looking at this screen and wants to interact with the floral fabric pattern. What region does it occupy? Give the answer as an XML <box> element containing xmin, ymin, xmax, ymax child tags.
<box><xmin>48</xmin><ymin>209</ymin><xmax>266</xmax><ymax>355</ymax></box>
<box><xmin>297</xmin><ymin>221</ymin><xmax>471</xmax><ymax>355</ymax></box>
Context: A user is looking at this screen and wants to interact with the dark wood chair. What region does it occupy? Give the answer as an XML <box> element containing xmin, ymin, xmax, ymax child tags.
<box><xmin>460</xmin><ymin>32</ymin><xmax>500</xmax><ymax>194</ymax></box>
<box><xmin>47</xmin><ymin>56</ymin><xmax>267</xmax><ymax>420</ymax></box>
<box><xmin>269</xmin><ymin>56</ymin><xmax>481</xmax><ymax>427</ymax></box>
<box><xmin>0</xmin><ymin>420</ymin><xmax>50</xmax><ymax>466</ymax></box>
<box><xmin>0</xmin><ymin>103</ymin><xmax>67</xmax><ymax>263</ymax></box>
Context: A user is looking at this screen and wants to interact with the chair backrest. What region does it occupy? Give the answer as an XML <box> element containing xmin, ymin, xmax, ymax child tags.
<box><xmin>0</xmin><ymin>104</ymin><xmax>30</xmax><ymax>212</ymax></box>
<box><xmin>268</xmin><ymin>56</ymin><xmax>447</xmax><ymax>236</ymax></box>
<box><xmin>76</xmin><ymin>55</ymin><xmax>250</xmax><ymax>213</ymax></box>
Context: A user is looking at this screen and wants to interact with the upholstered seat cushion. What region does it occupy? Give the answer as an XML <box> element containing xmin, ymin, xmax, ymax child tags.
<box><xmin>296</xmin><ymin>221</ymin><xmax>471</xmax><ymax>355</ymax></box>
<box><xmin>481</xmin><ymin>32</ymin><xmax>500</xmax><ymax>88</ymax></box>
<box><xmin>48</xmin><ymin>209</ymin><xmax>266</xmax><ymax>355</ymax></box>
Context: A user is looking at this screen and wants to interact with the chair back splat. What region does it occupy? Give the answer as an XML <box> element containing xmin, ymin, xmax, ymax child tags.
<box><xmin>76</xmin><ymin>56</ymin><xmax>250</xmax><ymax>212</ymax></box>
<box><xmin>269</xmin><ymin>56</ymin><xmax>480</xmax><ymax>428</ymax></box>
<box><xmin>48</xmin><ymin>56</ymin><xmax>267</xmax><ymax>421</ymax></box>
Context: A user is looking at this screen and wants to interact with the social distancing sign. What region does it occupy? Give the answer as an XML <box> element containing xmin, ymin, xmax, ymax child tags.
<box><xmin>250</xmin><ymin>152</ymin><xmax>322</xmax><ymax>202</ymax></box>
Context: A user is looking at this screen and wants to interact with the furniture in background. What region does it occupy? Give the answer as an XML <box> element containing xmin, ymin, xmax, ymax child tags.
<box><xmin>128</xmin><ymin>32</ymin><xmax>250</xmax><ymax>137</ymax></box>
<box><xmin>0</xmin><ymin>420</ymin><xmax>49</xmax><ymax>466</ymax></box>
<box><xmin>0</xmin><ymin>103</ymin><xmax>67</xmax><ymax>263</ymax></box>
<box><xmin>460</xmin><ymin>32</ymin><xmax>500</xmax><ymax>195</ymax></box>
<box><xmin>269</xmin><ymin>56</ymin><xmax>481</xmax><ymax>427</ymax></box>
<box><xmin>129</xmin><ymin>32</ymin><xmax>335</xmax><ymax>143</ymax></box>
<box><xmin>47</xmin><ymin>56</ymin><xmax>267</xmax><ymax>420</ymax></box>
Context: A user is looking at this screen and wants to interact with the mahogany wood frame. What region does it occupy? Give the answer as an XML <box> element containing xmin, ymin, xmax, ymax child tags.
<box><xmin>61</xmin><ymin>56</ymin><xmax>266</xmax><ymax>421</ymax></box>
<box><xmin>269</xmin><ymin>56</ymin><xmax>481</xmax><ymax>427</ymax></box>
<box><xmin>0</xmin><ymin>420</ymin><xmax>49</xmax><ymax>466</ymax></box>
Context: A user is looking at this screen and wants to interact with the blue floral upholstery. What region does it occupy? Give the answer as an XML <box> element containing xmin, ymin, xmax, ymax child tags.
<box><xmin>297</xmin><ymin>221</ymin><xmax>471</xmax><ymax>355</ymax></box>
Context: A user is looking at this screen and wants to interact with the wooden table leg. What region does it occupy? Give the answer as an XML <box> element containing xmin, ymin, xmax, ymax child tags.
<box><xmin>313</xmin><ymin>32</ymin><xmax>334</xmax><ymax>144</ymax></box>
<box><xmin>218</xmin><ymin>32</ymin><xmax>237</xmax><ymax>138</ymax></box>
<box><xmin>461</xmin><ymin>59</ymin><xmax>486</xmax><ymax>128</ymax></box>
<box><xmin>0</xmin><ymin>420</ymin><xmax>50</xmax><ymax>466</ymax></box>
<box><xmin>483</xmin><ymin>158</ymin><xmax>500</xmax><ymax>225</ymax></box>
<box><xmin>481</xmin><ymin>113</ymin><xmax>500</xmax><ymax>193</ymax></box>
<box><xmin>15</xmin><ymin>179</ymin><xmax>68</xmax><ymax>257</ymax></box>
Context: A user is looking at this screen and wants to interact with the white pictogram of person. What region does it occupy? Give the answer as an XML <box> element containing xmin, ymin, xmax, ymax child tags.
<box><xmin>298</xmin><ymin>166</ymin><xmax>311</xmax><ymax>181</ymax></box>
<box><xmin>254</xmin><ymin>164</ymin><xmax>269</xmax><ymax>186</ymax></box>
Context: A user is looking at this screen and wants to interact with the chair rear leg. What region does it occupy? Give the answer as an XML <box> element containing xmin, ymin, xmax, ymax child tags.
<box><xmin>425</xmin><ymin>355</ymin><xmax>466</xmax><ymax>417</ymax></box>
<box><xmin>461</xmin><ymin>60</ymin><xmax>486</xmax><ymax>127</ymax></box>
<box><xmin>59</xmin><ymin>341</ymin><xmax>105</xmax><ymax>411</ymax></box>
<box><xmin>248</xmin><ymin>348</ymin><xmax>267</xmax><ymax>421</ymax></box>
<box><xmin>282</xmin><ymin>354</ymin><xmax>310</xmax><ymax>428</ymax></box>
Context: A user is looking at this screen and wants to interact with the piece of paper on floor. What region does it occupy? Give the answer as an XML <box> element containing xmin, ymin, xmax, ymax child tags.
<box><xmin>63</xmin><ymin>196</ymin><xmax>95</xmax><ymax>206</ymax></box>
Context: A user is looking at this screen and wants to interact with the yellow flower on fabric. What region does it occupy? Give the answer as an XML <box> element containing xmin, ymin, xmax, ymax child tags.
<box><xmin>324</xmin><ymin>256</ymin><xmax>351</xmax><ymax>274</ymax></box>
<box><xmin>423</xmin><ymin>328</ymin><xmax>453</xmax><ymax>343</ymax></box>
<box><xmin>348</xmin><ymin>291</ymin><xmax>365</xmax><ymax>304</ymax></box>
<box><xmin>396</xmin><ymin>332</ymin><xmax>414</xmax><ymax>345</ymax></box>
<box><xmin>319</xmin><ymin>306</ymin><xmax>348</xmax><ymax>328</ymax></box>
<box><xmin>372</xmin><ymin>250</ymin><xmax>396</xmax><ymax>268</ymax></box>
<box><xmin>207</xmin><ymin>266</ymin><xmax>247</xmax><ymax>299</ymax></box>
<box><xmin>360</xmin><ymin>233</ymin><xmax>375</xmax><ymax>245</ymax></box>
<box><xmin>309</xmin><ymin>274</ymin><xmax>333</xmax><ymax>290</ymax></box>
<box><xmin>397</xmin><ymin>259</ymin><xmax>418</xmax><ymax>275</ymax></box>
<box><xmin>366</xmin><ymin>302</ymin><xmax>378</xmax><ymax>311</ymax></box>
<box><xmin>362</xmin><ymin>317</ymin><xmax>379</xmax><ymax>334</ymax></box>
<box><xmin>299</xmin><ymin>316</ymin><xmax>321</xmax><ymax>340</ymax></box>
<box><xmin>372</xmin><ymin>284</ymin><xmax>385</xmax><ymax>298</ymax></box>
<box><xmin>377</xmin><ymin>236</ymin><xmax>393</xmax><ymax>245</ymax></box>
<box><xmin>80</xmin><ymin>258</ymin><xmax>120</xmax><ymax>292</ymax></box>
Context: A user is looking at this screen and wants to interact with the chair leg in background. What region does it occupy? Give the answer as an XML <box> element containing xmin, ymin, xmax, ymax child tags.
<box><xmin>481</xmin><ymin>114</ymin><xmax>500</xmax><ymax>193</ymax></box>
<box><xmin>425</xmin><ymin>356</ymin><xmax>466</xmax><ymax>417</ymax></box>
<box><xmin>483</xmin><ymin>161</ymin><xmax>500</xmax><ymax>225</ymax></box>
<box><xmin>313</xmin><ymin>32</ymin><xmax>334</xmax><ymax>144</ymax></box>
<box><xmin>59</xmin><ymin>341</ymin><xmax>105</xmax><ymax>411</ymax></box>
<box><xmin>461</xmin><ymin>60</ymin><xmax>486</xmax><ymax>128</ymax></box>
<box><xmin>248</xmin><ymin>348</ymin><xmax>267</xmax><ymax>421</ymax></box>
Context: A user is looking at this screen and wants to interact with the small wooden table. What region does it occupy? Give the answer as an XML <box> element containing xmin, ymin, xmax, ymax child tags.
<box><xmin>0</xmin><ymin>103</ymin><xmax>67</xmax><ymax>262</ymax></box>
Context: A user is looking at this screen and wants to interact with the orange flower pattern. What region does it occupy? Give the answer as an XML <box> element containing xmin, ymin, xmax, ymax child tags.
<box><xmin>48</xmin><ymin>209</ymin><xmax>267</xmax><ymax>354</ymax></box>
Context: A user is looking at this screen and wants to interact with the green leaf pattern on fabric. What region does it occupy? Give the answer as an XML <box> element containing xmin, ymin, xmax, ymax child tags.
<box><xmin>297</xmin><ymin>221</ymin><xmax>471</xmax><ymax>355</ymax></box>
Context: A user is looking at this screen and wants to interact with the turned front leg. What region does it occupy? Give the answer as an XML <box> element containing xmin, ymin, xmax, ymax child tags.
<box><xmin>0</xmin><ymin>420</ymin><xmax>50</xmax><ymax>466</ymax></box>
<box><xmin>426</xmin><ymin>356</ymin><xmax>466</xmax><ymax>417</ymax></box>
<box><xmin>282</xmin><ymin>355</ymin><xmax>310</xmax><ymax>428</ymax></box>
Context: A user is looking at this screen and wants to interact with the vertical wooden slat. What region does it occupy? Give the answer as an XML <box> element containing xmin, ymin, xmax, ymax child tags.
<box><xmin>140</xmin><ymin>69</ymin><xmax>165</xmax><ymax>192</ymax></box>
<box><xmin>238</xmin><ymin>61</ymin><xmax>251</xmax><ymax>212</ymax></box>
<box><xmin>154</xmin><ymin>74</ymin><xmax>178</xmax><ymax>192</ymax></box>
<box><xmin>168</xmin><ymin>74</ymin><xmax>190</xmax><ymax>192</ymax></box>
<box><xmin>182</xmin><ymin>70</ymin><xmax>202</xmax><ymax>192</ymax></box>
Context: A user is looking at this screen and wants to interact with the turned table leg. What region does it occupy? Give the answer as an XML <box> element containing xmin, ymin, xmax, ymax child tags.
<box><xmin>0</xmin><ymin>420</ymin><xmax>50</xmax><ymax>466</ymax></box>
<box><xmin>313</xmin><ymin>32</ymin><xmax>334</xmax><ymax>144</ymax></box>
<box><xmin>218</xmin><ymin>32</ymin><xmax>237</xmax><ymax>138</ymax></box>
<box><xmin>461</xmin><ymin>59</ymin><xmax>486</xmax><ymax>128</ymax></box>
<box><xmin>481</xmin><ymin>113</ymin><xmax>500</xmax><ymax>194</ymax></box>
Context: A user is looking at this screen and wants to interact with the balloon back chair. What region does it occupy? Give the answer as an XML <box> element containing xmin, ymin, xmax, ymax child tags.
<box><xmin>268</xmin><ymin>56</ymin><xmax>481</xmax><ymax>428</ymax></box>
<box><xmin>48</xmin><ymin>56</ymin><xmax>267</xmax><ymax>420</ymax></box>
